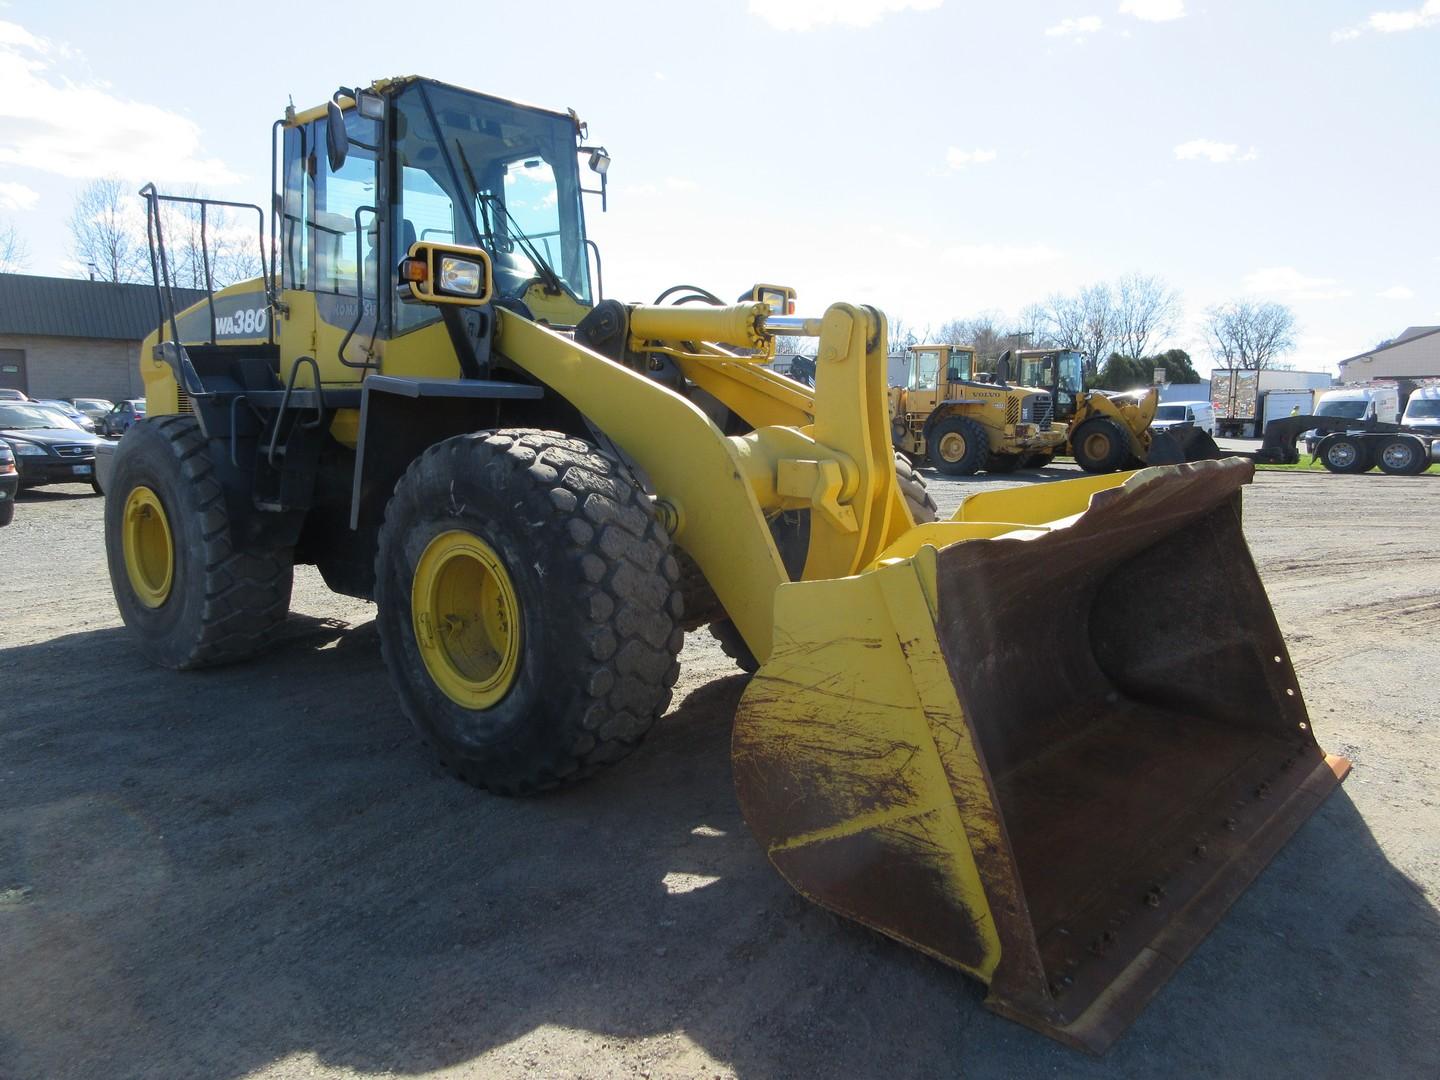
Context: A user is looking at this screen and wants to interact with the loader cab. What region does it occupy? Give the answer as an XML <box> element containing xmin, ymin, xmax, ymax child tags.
<box><xmin>1016</xmin><ymin>348</ymin><xmax>1084</xmax><ymax>421</ymax></box>
<box><xmin>276</xmin><ymin>78</ymin><xmax>597</xmax><ymax>383</ymax></box>
<box><xmin>906</xmin><ymin>344</ymin><xmax>976</xmax><ymax>411</ymax></box>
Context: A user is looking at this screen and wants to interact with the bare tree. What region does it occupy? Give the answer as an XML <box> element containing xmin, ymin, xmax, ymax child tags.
<box><xmin>1204</xmin><ymin>300</ymin><xmax>1297</xmax><ymax>370</ymax></box>
<box><xmin>1015</xmin><ymin>303</ymin><xmax>1055</xmax><ymax>348</ymax></box>
<box><xmin>885</xmin><ymin>315</ymin><xmax>930</xmax><ymax>353</ymax></box>
<box><xmin>0</xmin><ymin>220</ymin><xmax>28</xmax><ymax>272</ymax></box>
<box><xmin>937</xmin><ymin>312</ymin><xmax>1008</xmax><ymax>362</ymax></box>
<box><xmin>69</xmin><ymin>177</ymin><xmax>149</xmax><ymax>283</ymax></box>
<box><xmin>1077</xmin><ymin>283</ymin><xmax>1116</xmax><ymax>375</ymax></box>
<box><xmin>1112</xmin><ymin>272</ymin><xmax>1182</xmax><ymax>362</ymax></box>
<box><xmin>1043</xmin><ymin>291</ymin><xmax>1087</xmax><ymax>353</ymax></box>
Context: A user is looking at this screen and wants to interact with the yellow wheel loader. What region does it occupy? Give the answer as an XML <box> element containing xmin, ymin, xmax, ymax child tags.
<box><xmin>102</xmin><ymin>76</ymin><xmax>1347</xmax><ymax>1053</ymax></box>
<box><xmin>889</xmin><ymin>344</ymin><xmax>1066</xmax><ymax>475</ymax></box>
<box><xmin>1011</xmin><ymin>349</ymin><xmax>1222</xmax><ymax>472</ymax></box>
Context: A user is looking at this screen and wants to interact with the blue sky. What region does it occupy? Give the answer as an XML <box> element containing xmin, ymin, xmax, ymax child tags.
<box><xmin>1</xmin><ymin>0</ymin><xmax>1436</xmax><ymax>373</ymax></box>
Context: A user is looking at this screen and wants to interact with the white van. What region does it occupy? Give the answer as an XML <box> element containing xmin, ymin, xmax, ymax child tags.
<box><xmin>1151</xmin><ymin>400</ymin><xmax>1216</xmax><ymax>436</ymax></box>
<box><xmin>1304</xmin><ymin>386</ymin><xmax>1401</xmax><ymax>453</ymax></box>
<box><xmin>1402</xmin><ymin>386</ymin><xmax>1440</xmax><ymax>435</ymax></box>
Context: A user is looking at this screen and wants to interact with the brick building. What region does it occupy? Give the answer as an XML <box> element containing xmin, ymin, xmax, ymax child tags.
<box><xmin>0</xmin><ymin>273</ymin><xmax>204</xmax><ymax>401</ymax></box>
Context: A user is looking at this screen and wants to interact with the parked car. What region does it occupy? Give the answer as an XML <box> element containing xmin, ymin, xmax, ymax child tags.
<box><xmin>1151</xmin><ymin>400</ymin><xmax>1216</xmax><ymax>436</ymax></box>
<box><xmin>65</xmin><ymin>397</ymin><xmax>114</xmax><ymax>429</ymax></box>
<box><xmin>0</xmin><ymin>388</ymin><xmax>29</xmax><ymax>401</ymax></box>
<box><xmin>0</xmin><ymin>440</ymin><xmax>16</xmax><ymax>525</ymax></box>
<box><xmin>0</xmin><ymin>401</ymin><xmax>104</xmax><ymax>491</ymax></box>
<box><xmin>98</xmin><ymin>398</ymin><xmax>146</xmax><ymax>437</ymax></box>
<box><xmin>35</xmin><ymin>399</ymin><xmax>98</xmax><ymax>433</ymax></box>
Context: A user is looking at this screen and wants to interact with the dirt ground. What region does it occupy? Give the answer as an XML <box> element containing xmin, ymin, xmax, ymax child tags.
<box><xmin>2</xmin><ymin>465</ymin><xmax>1437</xmax><ymax>1079</ymax></box>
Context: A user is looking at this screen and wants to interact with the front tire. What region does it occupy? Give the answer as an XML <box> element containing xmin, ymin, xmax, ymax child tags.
<box><xmin>927</xmin><ymin>416</ymin><xmax>989</xmax><ymax>476</ymax></box>
<box><xmin>1071</xmin><ymin>418</ymin><xmax>1130</xmax><ymax>473</ymax></box>
<box><xmin>105</xmin><ymin>416</ymin><xmax>293</xmax><ymax>669</ymax></box>
<box><xmin>374</xmin><ymin>429</ymin><xmax>684</xmax><ymax>795</ymax></box>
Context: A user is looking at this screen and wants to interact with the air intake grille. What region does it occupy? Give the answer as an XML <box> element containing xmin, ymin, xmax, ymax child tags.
<box><xmin>177</xmin><ymin>388</ymin><xmax>193</xmax><ymax>414</ymax></box>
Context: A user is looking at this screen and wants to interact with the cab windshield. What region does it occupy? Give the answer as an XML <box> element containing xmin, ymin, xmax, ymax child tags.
<box><xmin>1405</xmin><ymin>399</ymin><xmax>1440</xmax><ymax>418</ymax></box>
<box><xmin>392</xmin><ymin>81</ymin><xmax>590</xmax><ymax>305</ymax></box>
<box><xmin>1154</xmin><ymin>405</ymin><xmax>1188</xmax><ymax>422</ymax></box>
<box><xmin>1316</xmin><ymin>401</ymin><xmax>1367</xmax><ymax>419</ymax></box>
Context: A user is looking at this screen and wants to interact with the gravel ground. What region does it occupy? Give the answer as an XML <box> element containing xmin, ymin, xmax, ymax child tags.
<box><xmin>1</xmin><ymin>465</ymin><xmax>1436</xmax><ymax>1079</ymax></box>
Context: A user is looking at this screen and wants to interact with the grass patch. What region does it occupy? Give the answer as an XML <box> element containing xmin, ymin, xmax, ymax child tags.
<box><xmin>1254</xmin><ymin>458</ymin><xmax>1439</xmax><ymax>474</ymax></box>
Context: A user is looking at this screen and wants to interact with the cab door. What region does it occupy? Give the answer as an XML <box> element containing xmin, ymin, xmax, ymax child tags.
<box><xmin>277</xmin><ymin>108</ymin><xmax>384</xmax><ymax>387</ymax></box>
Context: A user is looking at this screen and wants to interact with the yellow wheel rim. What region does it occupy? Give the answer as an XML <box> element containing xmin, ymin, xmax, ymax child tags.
<box><xmin>412</xmin><ymin>530</ymin><xmax>522</xmax><ymax>709</ymax></box>
<box><xmin>938</xmin><ymin>431</ymin><xmax>967</xmax><ymax>462</ymax></box>
<box><xmin>1083</xmin><ymin>432</ymin><xmax>1112</xmax><ymax>461</ymax></box>
<box><xmin>122</xmin><ymin>485</ymin><xmax>174</xmax><ymax>608</ymax></box>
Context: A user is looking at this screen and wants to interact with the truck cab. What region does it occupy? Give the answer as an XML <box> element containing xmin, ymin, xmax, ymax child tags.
<box><xmin>1402</xmin><ymin>386</ymin><xmax>1440</xmax><ymax>435</ymax></box>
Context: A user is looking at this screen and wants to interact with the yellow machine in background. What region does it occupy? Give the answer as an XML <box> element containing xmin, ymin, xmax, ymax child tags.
<box><xmin>889</xmin><ymin>344</ymin><xmax>1066</xmax><ymax>475</ymax></box>
<box><xmin>103</xmin><ymin>75</ymin><xmax>1346</xmax><ymax>1053</ymax></box>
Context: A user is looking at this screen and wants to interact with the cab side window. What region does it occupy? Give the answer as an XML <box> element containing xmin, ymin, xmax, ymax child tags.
<box><xmin>313</xmin><ymin>111</ymin><xmax>381</xmax><ymax>298</ymax></box>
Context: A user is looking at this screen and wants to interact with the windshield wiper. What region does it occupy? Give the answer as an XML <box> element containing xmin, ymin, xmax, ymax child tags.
<box><xmin>478</xmin><ymin>192</ymin><xmax>567</xmax><ymax>296</ymax></box>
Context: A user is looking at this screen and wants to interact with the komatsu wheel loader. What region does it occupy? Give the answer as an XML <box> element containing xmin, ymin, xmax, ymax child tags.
<box><xmin>102</xmin><ymin>76</ymin><xmax>1348</xmax><ymax>1053</ymax></box>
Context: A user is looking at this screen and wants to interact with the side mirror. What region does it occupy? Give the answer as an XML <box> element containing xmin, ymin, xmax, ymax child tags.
<box><xmin>326</xmin><ymin>101</ymin><xmax>348</xmax><ymax>172</ymax></box>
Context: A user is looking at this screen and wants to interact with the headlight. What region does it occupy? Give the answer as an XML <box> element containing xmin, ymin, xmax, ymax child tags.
<box><xmin>438</xmin><ymin>257</ymin><xmax>482</xmax><ymax>296</ymax></box>
<box><xmin>11</xmin><ymin>442</ymin><xmax>46</xmax><ymax>456</ymax></box>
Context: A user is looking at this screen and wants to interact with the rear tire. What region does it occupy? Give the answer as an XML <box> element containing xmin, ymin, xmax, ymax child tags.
<box><xmin>105</xmin><ymin>416</ymin><xmax>293</xmax><ymax>669</ymax></box>
<box><xmin>1316</xmin><ymin>433</ymin><xmax>1371</xmax><ymax>474</ymax></box>
<box><xmin>1375</xmin><ymin>436</ymin><xmax>1428</xmax><ymax>476</ymax></box>
<box><xmin>1071</xmin><ymin>418</ymin><xmax>1130</xmax><ymax>473</ymax></box>
<box><xmin>927</xmin><ymin>416</ymin><xmax>989</xmax><ymax>476</ymax></box>
<box><xmin>374</xmin><ymin>429</ymin><xmax>683</xmax><ymax>795</ymax></box>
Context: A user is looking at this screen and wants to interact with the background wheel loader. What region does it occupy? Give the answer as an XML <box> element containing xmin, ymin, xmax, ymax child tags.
<box><xmin>888</xmin><ymin>343</ymin><xmax>1066</xmax><ymax>475</ymax></box>
<box><xmin>102</xmin><ymin>75</ymin><xmax>1348</xmax><ymax>1053</ymax></box>
<box><xmin>1011</xmin><ymin>348</ymin><xmax>1223</xmax><ymax>472</ymax></box>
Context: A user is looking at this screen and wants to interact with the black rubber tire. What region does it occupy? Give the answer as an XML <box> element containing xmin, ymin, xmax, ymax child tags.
<box><xmin>0</xmin><ymin>498</ymin><xmax>12</xmax><ymax>527</ymax></box>
<box><xmin>707</xmin><ymin>454</ymin><xmax>937</xmax><ymax>673</ymax></box>
<box><xmin>1375</xmin><ymin>436</ymin><xmax>1428</xmax><ymax>476</ymax></box>
<box><xmin>987</xmin><ymin>453</ymin><xmax>1021</xmax><ymax>473</ymax></box>
<box><xmin>1316</xmin><ymin>433</ymin><xmax>1371</xmax><ymax>474</ymax></box>
<box><xmin>374</xmin><ymin>429</ymin><xmax>684</xmax><ymax>795</ymax></box>
<box><xmin>1071</xmin><ymin>418</ymin><xmax>1130</xmax><ymax>473</ymax></box>
<box><xmin>927</xmin><ymin>416</ymin><xmax>989</xmax><ymax>476</ymax></box>
<box><xmin>894</xmin><ymin>451</ymin><xmax>939</xmax><ymax>522</ymax></box>
<box><xmin>105</xmin><ymin>416</ymin><xmax>293</xmax><ymax>670</ymax></box>
<box><xmin>90</xmin><ymin>479</ymin><xmax>103</xmax><ymax>495</ymax></box>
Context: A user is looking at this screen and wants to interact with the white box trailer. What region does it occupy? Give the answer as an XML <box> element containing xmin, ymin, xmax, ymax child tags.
<box><xmin>1210</xmin><ymin>369</ymin><xmax>1332</xmax><ymax>437</ymax></box>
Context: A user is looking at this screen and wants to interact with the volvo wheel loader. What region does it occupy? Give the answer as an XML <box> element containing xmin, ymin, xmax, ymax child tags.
<box><xmin>889</xmin><ymin>343</ymin><xmax>1066</xmax><ymax>474</ymax></box>
<box><xmin>102</xmin><ymin>75</ymin><xmax>1348</xmax><ymax>1053</ymax></box>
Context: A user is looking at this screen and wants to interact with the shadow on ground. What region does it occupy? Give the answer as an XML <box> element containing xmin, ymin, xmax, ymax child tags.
<box><xmin>1</xmin><ymin>617</ymin><xmax>1436</xmax><ymax>1078</ymax></box>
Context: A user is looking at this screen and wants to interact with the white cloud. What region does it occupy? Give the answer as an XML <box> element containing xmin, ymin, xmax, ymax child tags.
<box><xmin>1333</xmin><ymin>1</ymin><xmax>1440</xmax><ymax>39</ymax></box>
<box><xmin>0</xmin><ymin>20</ymin><xmax>239</xmax><ymax>185</ymax></box>
<box><xmin>942</xmin><ymin>243</ymin><xmax>1062</xmax><ymax>267</ymax></box>
<box><xmin>1243</xmin><ymin>266</ymin><xmax>1351</xmax><ymax>302</ymax></box>
<box><xmin>1046</xmin><ymin>15</ymin><xmax>1103</xmax><ymax>37</ymax></box>
<box><xmin>748</xmin><ymin>0</ymin><xmax>942</xmax><ymax>32</ymax></box>
<box><xmin>0</xmin><ymin>181</ymin><xmax>38</xmax><ymax>210</ymax></box>
<box><xmin>1377</xmin><ymin>285</ymin><xmax>1415</xmax><ymax>300</ymax></box>
<box><xmin>945</xmin><ymin>147</ymin><xmax>998</xmax><ymax>170</ymax></box>
<box><xmin>1118</xmin><ymin>0</ymin><xmax>1185</xmax><ymax>21</ymax></box>
<box><xmin>1174</xmin><ymin>139</ymin><xmax>1258</xmax><ymax>163</ymax></box>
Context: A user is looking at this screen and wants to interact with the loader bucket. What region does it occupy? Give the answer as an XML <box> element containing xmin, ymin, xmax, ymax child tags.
<box><xmin>1147</xmin><ymin>425</ymin><xmax>1223</xmax><ymax>465</ymax></box>
<box><xmin>732</xmin><ymin>458</ymin><xmax>1347</xmax><ymax>1053</ymax></box>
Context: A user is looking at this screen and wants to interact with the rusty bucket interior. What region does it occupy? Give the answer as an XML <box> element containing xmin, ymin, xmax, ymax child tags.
<box><xmin>733</xmin><ymin>460</ymin><xmax>1349</xmax><ymax>1053</ymax></box>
